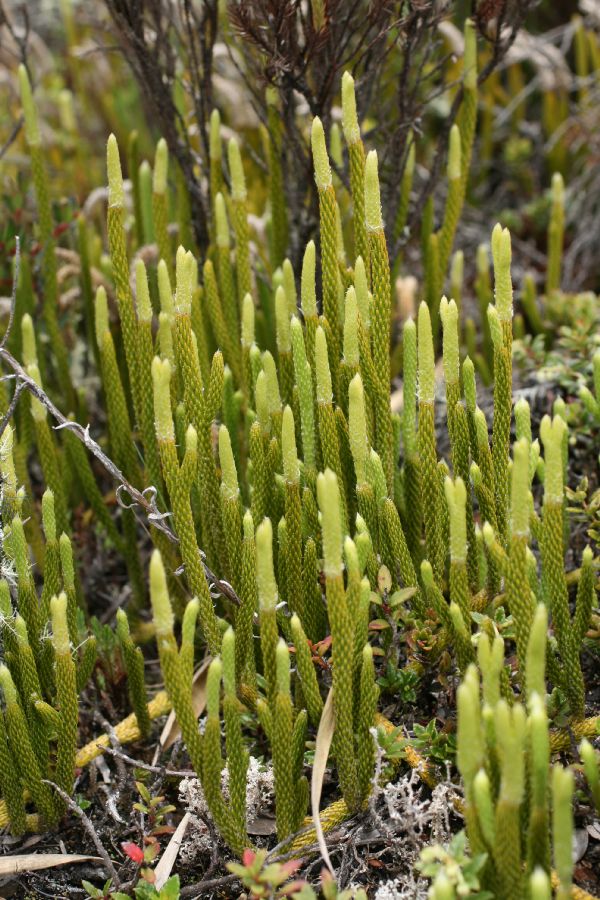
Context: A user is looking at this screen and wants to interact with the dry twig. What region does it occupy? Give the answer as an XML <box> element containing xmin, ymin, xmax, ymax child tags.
<box><xmin>43</xmin><ymin>780</ymin><xmax>121</xmax><ymax>887</ymax></box>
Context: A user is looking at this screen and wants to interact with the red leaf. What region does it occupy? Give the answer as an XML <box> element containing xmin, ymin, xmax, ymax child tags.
<box><xmin>312</xmin><ymin>635</ymin><xmax>332</xmax><ymax>656</ymax></box>
<box><xmin>280</xmin><ymin>859</ymin><xmax>302</xmax><ymax>877</ymax></box>
<box><xmin>242</xmin><ymin>848</ymin><xmax>256</xmax><ymax>867</ymax></box>
<box><xmin>368</xmin><ymin>619</ymin><xmax>391</xmax><ymax>631</ymax></box>
<box><xmin>141</xmin><ymin>867</ymin><xmax>156</xmax><ymax>884</ymax></box>
<box><xmin>122</xmin><ymin>842</ymin><xmax>144</xmax><ymax>864</ymax></box>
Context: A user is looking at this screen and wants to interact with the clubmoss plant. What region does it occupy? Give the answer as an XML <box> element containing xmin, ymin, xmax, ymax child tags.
<box><xmin>540</xmin><ymin>415</ymin><xmax>586</xmax><ymax>718</ymax></box>
<box><xmin>546</xmin><ymin>172</ymin><xmax>565</xmax><ymax>296</ymax></box>
<box><xmin>489</xmin><ymin>224</ymin><xmax>513</xmax><ymax>544</ymax></box>
<box><xmin>438</xmin><ymin>125</ymin><xmax>463</xmax><ymax>280</ymax></box>
<box><xmin>318</xmin><ymin>469</ymin><xmax>360</xmax><ymax>811</ymax></box>
<box><xmin>202</xmin><ymin>654</ymin><xmax>246</xmax><ymax>853</ymax></box>
<box><xmin>134</xmin><ymin>259</ymin><xmax>164</xmax><ymax>496</ymax></box>
<box><xmin>209</xmin><ymin>108</ymin><xmax>223</xmax><ymax>219</ymax></box>
<box><xmin>266</xmin><ymin>89</ymin><xmax>288</xmax><ymax>267</ymax></box>
<box><xmin>152</xmin><ymin>138</ymin><xmax>172</xmax><ymax>280</ymax></box>
<box><xmin>315</xmin><ymin>326</ymin><xmax>348</xmax><ymax>533</ymax></box>
<box><xmin>14</xmin><ymin>614</ymin><xmax>47</xmax><ymax>769</ymax></box>
<box><xmin>215</xmin><ymin>192</ymin><xmax>238</xmax><ymax>339</ymax></box>
<box><xmin>21</xmin><ymin>317</ymin><xmax>69</xmax><ymax>539</ymax></box>
<box><xmin>116</xmin><ymin>609</ymin><xmax>150</xmax><ymax>738</ymax></box>
<box><xmin>0</xmin><ymin>664</ymin><xmax>55</xmax><ymax>825</ymax></box>
<box><xmin>152</xmin><ymin>358</ymin><xmax>221</xmax><ymax>654</ymax></box>
<box><xmin>150</xmin><ymin>550</ymin><xmax>202</xmax><ymax>775</ymax></box>
<box><xmin>342</xmin><ymin>71</ymin><xmax>368</xmax><ymax>268</ymax></box>
<box><xmin>106</xmin><ymin>134</ymin><xmax>142</xmax><ymax>424</ymax></box>
<box><xmin>312</xmin><ymin>117</ymin><xmax>341</xmax><ymax>363</ymax></box>
<box><xmin>417</xmin><ymin>302</ymin><xmax>443</xmax><ymax>580</ymax></box>
<box><xmin>505</xmin><ymin>438</ymin><xmax>535</xmax><ymax>675</ymax></box>
<box><xmin>393</xmin><ymin>139</ymin><xmax>415</xmax><ymax>248</ymax></box>
<box><xmin>228</xmin><ymin>137</ymin><xmax>253</xmax><ymax>304</ymax></box>
<box><xmin>18</xmin><ymin>66</ymin><xmax>73</xmax><ymax>407</ymax></box>
<box><xmin>50</xmin><ymin>593</ymin><xmax>78</xmax><ymax>814</ymax></box>
<box><xmin>2</xmin><ymin>61</ymin><xmax>598</xmax><ymax>896</ymax></box>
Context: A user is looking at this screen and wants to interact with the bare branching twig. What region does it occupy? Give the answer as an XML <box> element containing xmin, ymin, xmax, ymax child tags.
<box><xmin>43</xmin><ymin>780</ymin><xmax>122</xmax><ymax>887</ymax></box>
<box><xmin>102</xmin><ymin>745</ymin><xmax>195</xmax><ymax>778</ymax></box>
<box><xmin>101</xmin><ymin>0</ymin><xmax>219</xmax><ymax>254</ymax></box>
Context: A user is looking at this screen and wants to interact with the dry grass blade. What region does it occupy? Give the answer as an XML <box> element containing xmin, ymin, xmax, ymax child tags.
<box><xmin>153</xmin><ymin>812</ymin><xmax>190</xmax><ymax>890</ymax></box>
<box><xmin>0</xmin><ymin>854</ymin><xmax>102</xmax><ymax>876</ymax></box>
<box><xmin>310</xmin><ymin>687</ymin><xmax>335</xmax><ymax>875</ymax></box>
<box><xmin>159</xmin><ymin>659</ymin><xmax>211</xmax><ymax>750</ymax></box>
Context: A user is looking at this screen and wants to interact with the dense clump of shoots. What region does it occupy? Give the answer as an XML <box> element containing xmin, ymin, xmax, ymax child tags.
<box><xmin>1</xmin><ymin>59</ymin><xmax>597</xmax><ymax>900</ymax></box>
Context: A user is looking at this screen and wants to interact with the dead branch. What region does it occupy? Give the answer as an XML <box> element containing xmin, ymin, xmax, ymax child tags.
<box><xmin>43</xmin><ymin>780</ymin><xmax>122</xmax><ymax>887</ymax></box>
<box><xmin>0</xmin><ymin>1</ymin><xmax>29</xmax><ymax>159</ymax></box>
<box><xmin>101</xmin><ymin>745</ymin><xmax>195</xmax><ymax>779</ymax></box>
<box><xmin>101</xmin><ymin>0</ymin><xmax>219</xmax><ymax>255</ymax></box>
<box><xmin>0</xmin><ymin>114</ymin><xmax>23</xmax><ymax>161</ymax></box>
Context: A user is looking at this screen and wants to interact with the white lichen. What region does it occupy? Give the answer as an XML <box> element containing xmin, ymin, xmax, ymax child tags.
<box><xmin>367</xmin><ymin>754</ymin><xmax>459</xmax><ymax>900</ymax></box>
<box><xmin>178</xmin><ymin>757</ymin><xmax>275</xmax><ymax>860</ymax></box>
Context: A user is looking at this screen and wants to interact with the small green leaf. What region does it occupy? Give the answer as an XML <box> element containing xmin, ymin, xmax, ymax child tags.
<box><xmin>389</xmin><ymin>586</ymin><xmax>417</xmax><ymax>607</ymax></box>
<box><xmin>76</xmin><ymin>794</ymin><xmax>92</xmax><ymax>811</ymax></box>
<box><xmin>377</xmin><ymin>565</ymin><xmax>392</xmax><ymax>593</ymax></box>
<box><xmin>136</xmin><ymin>781</ymin><xmax>152</xmax><ymax>804</ymax></box>
<box><xmin>158</xmin><ymin>876</ymin><xmax>181</xmax><ymax>899</ymax></box>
